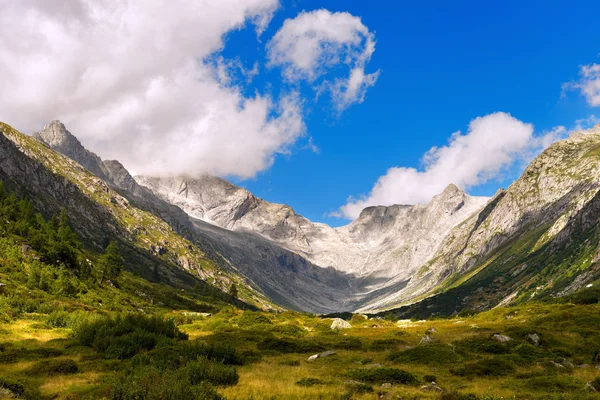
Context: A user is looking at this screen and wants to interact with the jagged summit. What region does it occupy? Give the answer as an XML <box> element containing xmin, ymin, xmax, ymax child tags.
<box><xmin>33</xmin><ymin>120</ymin><xmax>111</xmax><ymax>182</ymax></box>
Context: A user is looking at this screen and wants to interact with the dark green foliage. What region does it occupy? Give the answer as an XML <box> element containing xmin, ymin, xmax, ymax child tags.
<box><xmin>387</xmin><ymin>344</ymin><xmax>462</xmax><ymax>365</ymax></box>
<box><xmin>423</xmin><ymin>374</ymin><xmax>437</xmax><ymax>383</ymax></box>
<box><xmin>0</xmin><ymin>377</ymin><xmax>25</xmax><ymax>397</ymax></box>
<box><xmin>99</xmin><ymin>241</ymin><xmax>124</xmax><ymax>285</ymax></box>
<box><xmin>257</xmin><ymin>337</ymin><xmax>324</xmax><ymax>354</ymax></box>
<box><xmin>106</xmin><ymin>366</ymin><xmax>224</xmax><ymax>400</ymax></box>
<box><xmin>228</xmin><ymin>283</ymin><xmax>238</xmax><ymax>299</ymax></box>
<box><xmin>451</xmin><ymin>358</ymin><xmax>516</xmax><ymax>377</ymax></box>
<box><xmin>524</xmin><ymin>375</ymin><xmax>581</xmax><ymax>391</ymax></box>
<box><xmin>370</xmin><ymin>338</ymin><xmax>404</xmax><ymax>351</ymax></box>
<box><xmin>454</xmin><ymin>335</ymin><xmax>512</xmax><ymax>354</ymax></box>
<box><xmin>28</xmin><ymin>359</ymin><xmax>79</xmax><ymax>375</ymax></box>
<box><xmin>185</xmin><ymin>357</ymin><xmax>238</xmax><ymax>386</ymax></box>
<box><xmin>347</xmin><ymin>368</ymin><xmax>420</xmax><ymax>385</ymax></box>
<box><xmin>296</xmin><ymin>377</ymin><xmax>325</xmax><ymax>387</ymax></box>
<box><xmin>74</xmin><ymin>314</ymin><xmax>187</xmax><ymax>359</ymax></box>
<box><xmin>440</xmin><ymin>392</ymin><xmax>479</xmax><ymax>400</ymax></box>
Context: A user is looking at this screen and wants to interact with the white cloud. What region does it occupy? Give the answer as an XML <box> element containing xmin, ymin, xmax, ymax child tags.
<box><xmin>574</xmin><ymin>114</ymin><xmax>600</xmax><ymax>131</ymax></box>
<box><xmin>338</xmin><ymin>112</ymin><xmax>564</xmax><ymax>220</ymax></box>
<box><xmin>267</xmin><ymin>9</ymin><xmax>379</xmax><ymax>110</ymax></box>
<box><xmin>564</xmin><ymin>63</ymin><xmax>600</xmax><ymax>106</ymax></box>
<box><xmin>0</xmin><ymin>0</ymin><xmax>318</xmax><ymax>179</ymax></box>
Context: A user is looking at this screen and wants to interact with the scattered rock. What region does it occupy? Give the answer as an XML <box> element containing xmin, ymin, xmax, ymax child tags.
<box><xmin>578</xmin><ymin>364</ymin><xmax>591</xmax><ymax>369</ymax></box>
<box><xmin>492</xmin><ymin>334</ymin><xmax>511</xmax><ymax>343</ymax></box>
<box><xmin>381</xmin><ymin>383</ymin><xmax>392</xmax><ymax>389</ymax></box>
<box><xmin>585</xmin><ymin>382</ymin><xmax>598</xmax><ymax>392</ymax></box>
<box><xmin>307</xmin><ymin>350</ymin><xmax>337</xmax><ymax>361</ymax></box>
<box><xmin>561</xmin><ymin>358</ymin><xmax>575</xmax><ymax>369</ymax></box>
<box><xmin>421</xmin><ymin>382</ymin><xmax>443</xmax><ymax>392</ymax></box>
<box><xmin>527</xmin><ymin>333</ymin><xmax>541</xmax><ymax>346</ymax></box>
<box><xmin>426</xmin><ymin>327</ymin><xmax>437</xmax><ymax>334</ymax></box>
<box><xmin>330</xmin><ymin>318</ymin><xmax>352</xmax><ymax>330</ymax></box>
<box><xmin>420</xmin><ymin>334</ymin><xmax>435</xmax><ymax>344</ymax></box>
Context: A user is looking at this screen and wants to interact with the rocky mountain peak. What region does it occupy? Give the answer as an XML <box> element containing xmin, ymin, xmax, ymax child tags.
<box><xmin>34</xmin><ymin>120</ymin><xmax>79</xmax><ymax>149</ymax></box>
<box><xmin>103</xmin><ymin>160</ymin><xmax>136</xmax><ymax>192</ymax></box>
<box><xmin>33</xmin><ymin>120</ymin><xmax>111</xmax><ymax>181</ymax></box>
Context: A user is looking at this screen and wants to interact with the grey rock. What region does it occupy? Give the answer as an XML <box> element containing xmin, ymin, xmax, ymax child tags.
<box><xmin>585</xmin><ymin>382</ymin><xmax>598</xmax><ymax>392</ymax></box>
<box><xmin>421</xmin><ymin>382</ymin><xmax>443</xmax><ymax>392</ymax></box>
<box><xmin>492</xmin><ymin>334</ymin><xmax>511</xmax><ymax>343</ymax></box>
<box><xmin>381</xmin><ymin>383</ymin><xmax>392</xmax><ymax>389</ymax></box>
<box><xmin>420</xmin><ymin>334</ymin><xmax>435</xmax><ymax>344</ymax></box>
<box><xmin>307</xmin><ymin>354</ymin><xmax>319</xmax><ymax>361</ymax></box>
<box><xmin>330</xmin><ymin>318</ymin><xmax>352</xmax><ymax>330</ymax></box>
<box><xmin>527</xmin><ymin>333</ymin><xmax>541</xmax><ymax>346</ymax></box>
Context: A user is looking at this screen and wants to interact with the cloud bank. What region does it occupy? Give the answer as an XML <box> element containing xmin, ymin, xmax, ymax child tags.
<box><xmin>565</xmin><ymin>63</ymin><xmax>600</xmax><ymax>106</ymax></box>
<box><xmin>0</xmin><ymin>2</ymin><xmax>378</xmax><ymax>179</ymax></box>
<box><xmin>267</xmin><ymin>9</ymin><xmax>379</xmax><ymax>110</ymax></box>
<box><xmin>338</xmin><ymin>112</ymin><xmax>564</xmax><ymax>219</ymax></box>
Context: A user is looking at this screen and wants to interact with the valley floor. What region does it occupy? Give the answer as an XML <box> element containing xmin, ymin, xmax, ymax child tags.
<box><xmin>2</xmin><ymin>301</ymin><xmax>600</xmax><ymax>399</ymax></box>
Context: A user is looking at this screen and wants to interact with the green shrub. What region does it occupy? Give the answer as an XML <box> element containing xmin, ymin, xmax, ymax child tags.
<box><xmin>47</xmin><ymin>310</ymin><xmax>70</xmax><ymax>328</ymax></box>
<box><xmin>28</xmin><ymin>359</ymin><xmax>79</xmax><ymax>375</ymax></box>
<box><xmin>257</xmin><ymin>337</ymin><xmax>323</xmax><ymax>354</ymax></box>
<box><xmin>106</xmin><ymin>366</ymin><xmax>223</xmax><ymax>400</ymax></box>
<box><xmin>423</xmin><ymin>374</ymin><xmax>437</xmax><ymax>383</ymax></box>
<box><xmin>370</xmin><ymin>338</ymin><xmax>404</xmax><ymax>351</ymax></box>
<box><xmin>524</xmin><ymin>375</ymin><xmax>581</xmax><ymax>391</ymax></box>
<box><xmin>452</xmin><ymin>358</ymin><xmax>516</xmax><ymax>377</ymax></box>
<box><xmin>387</xmin><ymin>344</ymin><xmax>462</xmax><ymax>365</ymax></box>
<box><xmin>0</xmin><ymin>377</ymin><xmax>25</xmax><ymax>397</ymax></box>
<box><xmin>74</xmin><ymin>314</ymin><xmax>187</xmax><ymax>359</ymax></box>
<box><xmin>296</xmin><ymin>377</ymin><xmax>325</xmax><ymax>387</ymax></box>
<box><xmin>441</xmin><ymin>392</ymin><xmax>479</xmax><ymax>400</ymax></box>
<box><xmin>347</xmin><ymin>368</ymin><xmax>419</xmax><ymax>385</ymax></box>
<box><xmin>454</xmin><ymin>336</ymin><xmax>511</xmax><ymax>354</ymax></box>
<box><xmin>185</xmin><ymin>357</ymin><xmax>238</xmax><ymax>386</ymax></box>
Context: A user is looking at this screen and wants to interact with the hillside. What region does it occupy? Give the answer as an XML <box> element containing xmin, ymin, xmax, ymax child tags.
<box><xmin>0</xmin><ymin>121</ymin><xmax>273</xmax><ymax>310</ymax></box>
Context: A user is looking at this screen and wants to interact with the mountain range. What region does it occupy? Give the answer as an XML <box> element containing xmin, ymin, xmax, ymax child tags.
<box><xmin>2</xmin><ymin>119</ymin><xmax>600</xmax><ymax>316</ymax></box>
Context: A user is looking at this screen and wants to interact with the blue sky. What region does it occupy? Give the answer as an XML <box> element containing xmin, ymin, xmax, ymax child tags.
<box><xmin>2</xmin><ymin>0</ymin><xmax>600</xmax><ymax>227</ymax></box>
<box><xmin>226</xmin><ymin>0</ymin><xmax>600</xmax><ymax>226</ymax></box>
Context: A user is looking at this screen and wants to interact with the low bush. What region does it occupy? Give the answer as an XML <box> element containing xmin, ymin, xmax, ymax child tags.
<box><xmin>73</xmin><ymin>314</ymin><xmax>187</xmax><ymax>359</ymax></box>
<box><xmin>296</xmin><ymin>377</ymin><xmax>325</xmax><ymax>387</ymax></box>
<box><xmin>370</xmin><ymin>338</ymin><xmax>404</xmax><ymax>351</ymax></box>
<box><xmin>452</xmin><ymin>358</ymin><xmax>516</xmax><ymax>377</ymax></box>
<box><xmin>454</xmin><ymin>335</ymin><xmax>511</xmax><ymax>354</ymax></box>
<box><xmin>28</xmin><ymin>359</ymin><xmax>79</xmax><ymax>375</ymax></box>
<box><xmin>185</xmin><ymin>357</ymin><xmax>238</xmax><ymax>386</ymax></box>
<box><xmin>347</xmin><ymin>368</ymin><xmax>419</xmax><ymax>385</ymax></box>
<box><xmin>524</xmin><ymin>375</ymin><xmax>581</xmax><ymax>392</ymax></box>
<box><xmin>257</xmin><ymin>337</ymin><xmax>323</xmax><ymax>354</ymax></box>
<box><xmin>387</xmin><ymin>344</ymin><xmax>462</xmax><ymax>365</ymax></box>
<box><xmin>423</xmin><ymin>374</ymin><xmax>437</xmax><ymax>383</ymax></box>
<box><xmin>279</xmin><ymin>359</ymin><xmax>300</xmax><ymax>366</ymax></box>
<box><xmin>106</xmin><ymin>366</ymin><xmax>223</xmax><ymax>400</ymax></box>
<box><xmin>46</xmin><ymin>310</ymin><xmax>70</xmax><ymax>328</ymax></box>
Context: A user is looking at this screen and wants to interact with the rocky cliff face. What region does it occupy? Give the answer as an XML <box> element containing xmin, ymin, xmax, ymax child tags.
<box><xmin>33</xmin><ymin>120</ymin><xmax>112</xmax><ymax>182</ymax></box>
<box><xmin>137</xmin><ymin>175</ymin><xmax>489</xmax><ymax>311</ymax></box>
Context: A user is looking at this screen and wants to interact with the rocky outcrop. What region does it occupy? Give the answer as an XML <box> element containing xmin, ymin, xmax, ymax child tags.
<box><xmin>33</xmin><ymin>120</ymin><xmax>111</xmax><ymax>182</ymax></box>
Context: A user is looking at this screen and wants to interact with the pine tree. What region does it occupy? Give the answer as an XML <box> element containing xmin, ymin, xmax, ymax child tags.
<box><xmin>98</xmin><ymin>241</ymin><xmax>124</xmax><ymax>284</ymax></box>
<box><xmin>229</xmin><ymin>283</ymin><xmax>238</xmax><ymax>299</ymax></box>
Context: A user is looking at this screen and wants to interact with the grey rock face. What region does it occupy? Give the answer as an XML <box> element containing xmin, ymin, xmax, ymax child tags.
<box><xmin>137</xmin><ymin>175</ymin><xmax>489</xmax><ymax>311</ymax></box>
<box><xmin>34</xmin><ymin>120</ymin><xmax>111</xmax><ymax>182</ymax></box>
